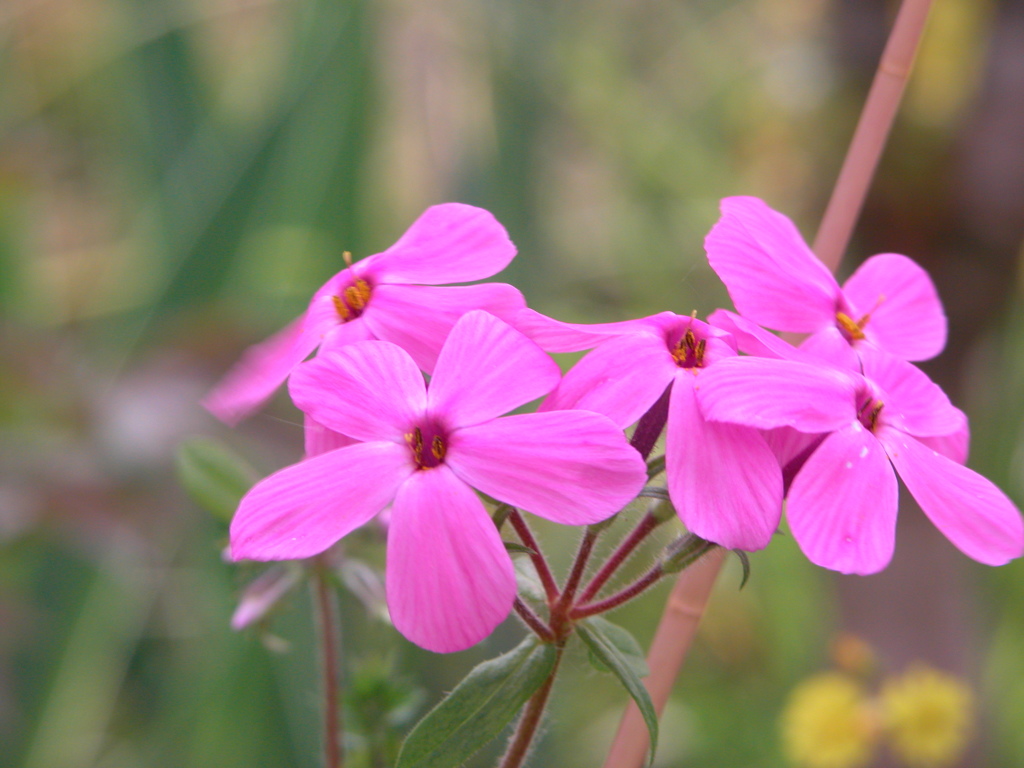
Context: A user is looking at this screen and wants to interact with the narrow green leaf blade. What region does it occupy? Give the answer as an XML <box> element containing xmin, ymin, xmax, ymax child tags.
<box><xmin>577</xmin><ymin>621</ymin><xmax>659</xmax><ymax>767</ymax></box>
<box><xmin>396</xmin><ymin>636</ymin><xmax>557</xmax><ymax>768</ymax></box>
<box><xmin>176</xmin><ymin>437</ymin><xmax>259</xmax><ymax>523</ymax></box>
<box><xmin>584</xmin><ymin>616</ymin><xmax>649</xmax><ymax>678</ymax></box>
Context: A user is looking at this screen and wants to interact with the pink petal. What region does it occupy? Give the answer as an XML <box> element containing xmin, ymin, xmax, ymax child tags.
<box><xmin>707</xmin><ymin>309</ymin><xmax>814</xmax><ymax>362</ymax></box>
<box><xmin>447</xmin><ymin>411</ymin><xmax>646</xmax><ymax>525</ymax></box>
<box><xmin>304</xmin><ymin>414</ymin><xmax>356</xmax><ymax>457</ymax></box>
<box><xmin>705</xmin><ymin>197</ymin><xmax>839</xmax><ymax>332</ymax></box>
<box><xmin>860</xmin><ymin>347</ymin><xmax>963</xmax><ymax>437</ymax></box>
<box><xmin>799</xmin><ymin>326</ymin><xmax>860</xmax><ymax>370</ymax></box>
<box><xmin>364</xmin><ymin>203</ymin><xmax>516</xmax><ymax>285</ymax></box>
<box><xmin>666</xmin><ymin>379</ymin><xmax>782</xmax><ymax>550</ymax></box>
<box><xmin>842</xmin><ymin>252</ymin><xmax>947</xmax><ymax>361</ymax></box>
<box><xmin>513</xmin><ymin>308</ymin><xmax>673</xmax><ymax>353</ymax></box>
<box><xmin>361</xmin><ymin>282</ymin><xmax>525</xmax><ymax>374</ymax></box>
<box><xmin>762</xmin><ymin>426</ymin><xmax>822</xmax><ymax>469</ymax></box>
<box><xmin>385</xmin><ymin>466</ymin><xmax>516</xmax><ymax>653</ymax></box>
<box><xmin>230</xmin><ymin>442</ymin><xmax>412</xmax><ymax>561</ymax></box>
<box><xmin>427</xmin><ymin>311</ymin><xmax>560</xmax><ymax>428</ymax></box>
<box><xmin>315</xmin><ymin>314</ymin><xmax>376</xmax><ymax>354</ymax></box>
<box><xmin>695</xmin><ymin>357</ymin><xmax>858</xmax><ymax>433</ymax></box>
<box><xmin>289</xmin><ymin>341</ymin><xmax>427</xmax><ymax>443</ymax></box>
<box><xmin>787</xmin><ymin>424</ymin><xmax>898</xmax><ymax>574</ymax></box>
<box><xmin>917</xmin><ymin>413</ymin><xmax>970</xmax><ymax>464</ymax></box>
<box><xmin>203</xmin><ymin>314</ymin><xmax>324</xmax><ymax>425</ymax></box>
<box><xmin>539</xmin><ymin>332</ymin><xmax>677</xmax><ymax>428</ymax></box>
<box><xmin>880</xmin><ymin>428</ymin><xmax>1023</xmax><ymax>566</ymax></box>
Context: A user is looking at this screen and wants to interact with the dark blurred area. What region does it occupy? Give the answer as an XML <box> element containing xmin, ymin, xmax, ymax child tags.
<box><xmin>2</xmin><ymin>0</ymin><xmax>1023</xmax><ymax>766</ymax></box>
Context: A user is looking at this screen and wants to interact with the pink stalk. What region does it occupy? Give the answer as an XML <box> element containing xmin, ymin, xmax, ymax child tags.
<box><xmin>601</xmin><ymin>1</ymin><xmax>935</xmax><ymax>765</ymax></box>
<box><xmin>812</xmin><ymin>0</ymin><xmax>935</xmax><ymax>271</ymax></box>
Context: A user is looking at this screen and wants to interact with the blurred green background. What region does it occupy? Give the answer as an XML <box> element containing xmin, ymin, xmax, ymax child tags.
<box><xmin>3</xmin><ymin>0</ymin><xmax>1024</xmax><ymax>765</ymax></box>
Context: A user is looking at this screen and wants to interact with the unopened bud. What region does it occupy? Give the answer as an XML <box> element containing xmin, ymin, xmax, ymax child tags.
<box><xmin>649</xmin><ymin>498</ymin><xmax>677</xmax><ymax>524</ymax></box>
<box><xmin>231</xmin><ymin>564</ymin><xmax>302</xmax><ymax>630</ymax></box>
<box><xmin>661</xmin><ymin>533</ymin><xmax>716</xmax><ymax>574</ymax></box>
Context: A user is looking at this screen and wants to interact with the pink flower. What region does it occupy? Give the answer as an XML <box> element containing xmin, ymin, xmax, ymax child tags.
<box><xmin>229</xmin><ymin>311</ymin><xmax>647</xmax><ymax>652</ymax></box>
<box><xmin>204</xmin><ymin>204</ymin><xmax>525</xmax><ymax>425</ymax></box>
<box><xmin>704</xmin><ymin>197</ymin><xmax>946</xmax><ymax>364</ymax></box>
<box><xmin>696</xmin><ymin>346</ymin><xmax>1023</xmax><ymax>574</ymax></box>
<box><xmin>529</xmin><ymin>311</ymin><xmax>783</xmax><ymax>551</ymax></box>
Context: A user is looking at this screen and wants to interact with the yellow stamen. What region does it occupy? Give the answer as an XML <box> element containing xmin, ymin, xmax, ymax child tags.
<box><xmin>332</xmin><ymin>295</ymin><xmax>351</xmax><ymax>320</ymax></box>
<box><xmin>431</xmin><ymin>435</ymin><xmax>446</xmax><ymax>462</ymax></box>
<box><xmin>868</xmin><ymin>401</ymin><xmax>884</xmax><ymax>430</ymax></box>
<box><xmin>344</xmin><ymin>279</ymin><xmax>371</xmax><ymax>312</ymax></box>
<box><xmin>342</xmin><ymin>250</ymin><xmax>353</xmax><ymax>267</ymax></box>
<box><xmin>405</xmin><ymin>428</ymin><xmax>424</xmax><ymax>466</ymax></box>
<box><xmin>836</xmin><ymin>311</ymin><xmax>866</xmax><ymax>340</ymax></box>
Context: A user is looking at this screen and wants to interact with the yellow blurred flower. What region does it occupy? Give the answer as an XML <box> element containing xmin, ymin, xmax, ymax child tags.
<box><xmin>781</xmin><ymin>672</ymin><xmax>879</xmax><ymax>768</ymax></box>
<box><xmin>880</xmin><ymin>664</ymin><xmax>973</xmax><ymax>767</ymax></box>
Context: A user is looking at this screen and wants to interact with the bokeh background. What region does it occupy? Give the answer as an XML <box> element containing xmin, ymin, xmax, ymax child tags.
<box><xmin>3</xmin><ymin>0</ymin><xmax>1024</xmax><ymax>765</ymax></box>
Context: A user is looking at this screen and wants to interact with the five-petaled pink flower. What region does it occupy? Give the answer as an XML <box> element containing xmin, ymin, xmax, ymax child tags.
<box><xmin>705</xmin><ymin>197</ymin><xmax>947</xmax><ymax>366</ymax></box>
<box><xmin>204</xmin><ymin>203</ymin><xmax>525</xmax><ymax>424</ymax></box>
<box><xmin>518</xmin><ymin>310</ymin><xmax>783</xmax><ymax>551</ymax></box>
<box><xmin>230</xmin><ymin>311</ymin><xmax>647</xmax><ymax>652</ymax></box>
<box><xmin>696</xmin><ymin>345</ymin><xmax>1023</xmax><ymax>574</ymax></box>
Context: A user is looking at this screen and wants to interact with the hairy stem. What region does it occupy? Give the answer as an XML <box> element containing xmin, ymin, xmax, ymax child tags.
<box><xmin>578</xmin><ymin>511</ymin><xmax>661</xmax><ymax>604</ymax></box>
<box><xmin>514</xmin><ymin>597</ymin><xmax>556</xmax><ymax>643</ymax></box>
<box><xmin>560</xmin><ymin>529</ymin><xmax>598</xmax><ymax>605</ymax></box>
<box><xmin>313</xmin><ymin>563</ymin><xmax>343</xmax><ymax>768</ymax></box>
<box><xmin>508</xmin><ymin>509</ymin><xmax>560</xmax><ymax>603</ymax></box>
<box><xmin>571</xmin><ymin>563</ymin><xmax>666</xmax><ymax>620</ymax></box>
<box><xmin>497</xmin><ymin>647</ymin><xmax>564</xmax><ymax>768</ymax></box>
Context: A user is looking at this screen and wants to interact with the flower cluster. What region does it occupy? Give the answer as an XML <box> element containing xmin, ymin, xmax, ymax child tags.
<box><xmin>208</xmin><ymin>199</ymin><xmax>1023</xmax><ymax>653</ymax></box>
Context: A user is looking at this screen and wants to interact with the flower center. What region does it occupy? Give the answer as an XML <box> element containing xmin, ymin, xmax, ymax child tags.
<box><xmin>857</xmin><ymin>396</ymin><xmax>885</xmax><ymax>432</ymax></box>
<box><xmin>332</xmin><ymin>278</ymin><xmax>372</xmax><ymax>322</ymax></box>
<box><xmin>405</xmin><ymin>424</ymin><xmax>448</xmax><ymax>469</ymax></box>
<box><xmin>671</xmin><ymin>328</ymin><xmax>706</xmax><ymax>369</ymax></box>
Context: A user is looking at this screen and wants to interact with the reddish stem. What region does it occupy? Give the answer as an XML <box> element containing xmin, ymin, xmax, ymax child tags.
<box><xmin>514</xmin><ymin>597</ymin><xmax>556</xmax><ymax>643</ymax></box>
<box><xmin>571</xmin><ymin>564</ymin><xmax>666</xmax><ymax>621</ymax></box>
<box><xmin>560</xmin><ymin>529</ymin><xmax>598</xmax><ymax>605</ymax></box>
<box><xmin>497</xmin><ymin>647</ymin><xmax>564</xmax><ymax>768</ymax></box>
<box><xmin>508</xmin><ymin>509</ymin><xmax>560</xmax><ymax>603</ymax></box>
<box><xmin>578</xmin><ymin>512</ymin><xmax>661</xmax><ymax>605</ymax></box>
<box><xmin>313</xmin><ymin>564</ymin><xmax>343</xmax><ymax>768</ymax></box>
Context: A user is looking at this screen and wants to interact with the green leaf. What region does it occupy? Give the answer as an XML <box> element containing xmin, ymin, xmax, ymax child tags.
<box><xmin>584</xmin><ymin>617</ymin><xmax>649</xmax><ymax>679</ymax></box>
<box><xmin>577</xmin><ymin>620</ymin><xmax>659</xmax><ymax>767</ymax></box>
<box><xmin>396</xmin><ymin>636</ymin><xmax>557</xmax><ymax>768</ymax></box>
<box><xmin>176</xmin><ymin>437</ymin><xmax>259</xmax><ymax>523</ymax></box>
